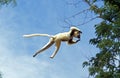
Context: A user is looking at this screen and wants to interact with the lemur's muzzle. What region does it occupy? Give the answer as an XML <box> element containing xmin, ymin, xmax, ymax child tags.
<box><xmin>77</xmin><ymin>31</ymin><xmax>82</xmax><ymax>40</ymax></box>
<box><xmin>77</xmin><ymin>35</ymin><xmax>80</xmax><ymax>38</ymax></box>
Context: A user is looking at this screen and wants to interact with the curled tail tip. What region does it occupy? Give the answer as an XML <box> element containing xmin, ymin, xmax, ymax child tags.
<box><xmin>23</xmin><ymin>35</ymin><xmax>26</xmax><ymax>37</ymax></box>
<box><xmin>23</xmin><ymin>35</ymin><xmax>28</xmax><ymax>37</ymax></box>
<box><xmin>23</xmin><ymin>35</ymin><xmax>31</xmax><ymax>38</ymax></box>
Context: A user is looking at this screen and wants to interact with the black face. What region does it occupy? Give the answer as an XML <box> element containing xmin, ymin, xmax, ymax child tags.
<box><xmin>77</xmin><ymin>31</ymin><xmax>82</xmax><ymax>38</ymax></box>
<box><xmin>70</xmin><ymin>30</ymin><xmax>82</xmax><ymax>39</ymax></box>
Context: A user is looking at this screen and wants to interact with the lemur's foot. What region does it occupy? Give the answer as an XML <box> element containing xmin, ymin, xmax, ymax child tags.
<box><xmin>50</xmin><ymin>56</ymin><xmax>54</xmax><ymax>59</ymax></box>
<box><xmin>33</xmin><ymin>53</ymin><xmax>37</xmax><ymax>57</ymax></box>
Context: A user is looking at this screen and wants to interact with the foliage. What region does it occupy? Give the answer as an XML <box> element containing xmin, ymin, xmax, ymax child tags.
<box><xmin>0</xmin><ymin>0</ymin><xmax>16</xmax><ymax>7</ymax></box>
<box><xmin>83</xmin><ymin>0</ymin><xmax>120</xmax><ymax>78</ymax></box>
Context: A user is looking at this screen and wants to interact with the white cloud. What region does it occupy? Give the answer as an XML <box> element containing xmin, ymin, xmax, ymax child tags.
<box><xmin>0</xmin><ymin>55</ymin><xmax>50</xmax><ymax>78</ymax></box>
<box><xmin>0</xmin><ymin>8</ymin><xmax>52</xmax><ymax>78</ymax></box>
<box><xmin>0</xmin><ymin>28</ymin><xmax>52</xmax><ymax>78</ymax></box>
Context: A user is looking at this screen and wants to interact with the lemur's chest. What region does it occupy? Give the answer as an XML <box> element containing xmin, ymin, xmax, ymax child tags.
<box><xmin>54</xmin><ymin>33</ymin><xmax>71</xmax><ymax>41</ymax></box>
<box><xmin>61</xmin><ymin>36</ymin><xmax>70</xmax><ymax>41</ymax></box>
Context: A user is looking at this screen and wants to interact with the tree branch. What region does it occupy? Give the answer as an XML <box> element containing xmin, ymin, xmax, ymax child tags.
<box><xmin>77</xmin><ymin>16</ymin><xmax>99</xmax><ymax>26</ymax></box>
<box><xmin>66</xmin><ymin>8</ymin><xmax>90</xmax><ymax>19</ymax></box>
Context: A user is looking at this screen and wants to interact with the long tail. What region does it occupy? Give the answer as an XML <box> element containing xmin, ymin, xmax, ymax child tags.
<box><xmin>23</xmin><ymin>34</ymin><xmax>53</xmax><ymax>38</ymax></box>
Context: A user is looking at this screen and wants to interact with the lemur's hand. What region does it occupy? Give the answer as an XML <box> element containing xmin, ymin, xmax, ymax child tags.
<box><xmin>76</xmin><ymin>38</ymin><xmax>80</xmax><ymax>42</ymax></box>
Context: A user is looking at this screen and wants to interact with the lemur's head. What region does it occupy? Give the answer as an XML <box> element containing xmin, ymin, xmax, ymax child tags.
<box><xmin>70</xmin><ymin>26</ymin><xmax>82</xmax><ymax>38</ymax></box>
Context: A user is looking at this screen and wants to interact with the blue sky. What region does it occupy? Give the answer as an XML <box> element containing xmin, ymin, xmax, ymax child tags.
<box><xmin>0</xmin><ymin>0</ymin><xmax>100</xmax><ymax>78</ymax></box>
